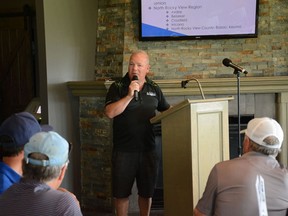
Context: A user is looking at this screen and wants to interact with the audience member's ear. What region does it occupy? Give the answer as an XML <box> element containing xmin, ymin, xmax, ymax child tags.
<box><xmin>242</xmin><ymin>135</ymin><xmax>250</xmax><ymax>154</ymax></box>
<box><xmin>58</xmin><ymin>164</ymin><xmax>68</xmax><ymax>182</ymax></box>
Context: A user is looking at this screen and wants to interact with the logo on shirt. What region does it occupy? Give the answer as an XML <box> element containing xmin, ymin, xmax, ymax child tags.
<box><xmin>146</xmin><ymin>91</ymin><xmax>156</xmax><ymax>96</ymax></box>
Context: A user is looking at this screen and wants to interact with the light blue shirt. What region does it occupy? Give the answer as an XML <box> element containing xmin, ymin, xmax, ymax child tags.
<box><xmin>0</xmin><ymin>161</ymin><xmax>21</xmax><ymax>194</ymax></box>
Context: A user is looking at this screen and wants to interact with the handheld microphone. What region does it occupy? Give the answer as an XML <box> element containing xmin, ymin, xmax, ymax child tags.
<box><xmin>132</xmin><ymin>75</ymin><xmax>139</xmax><ymax>101</ymax></box>
<box><xmin>222</xmin><ymin>58</ymin><xmax>248</xmax><ymax>74</ymax></box>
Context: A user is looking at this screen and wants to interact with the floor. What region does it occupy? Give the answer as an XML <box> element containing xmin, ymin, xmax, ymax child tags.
<box><xmin>129</xmin><ymin>210</ymin><xmax>164</xmax><ymax>216</ymax></box>
<box><xmin>90</xmin><ymin>210</ymin><xmax>164</xmax><ymax>216</ymax></box>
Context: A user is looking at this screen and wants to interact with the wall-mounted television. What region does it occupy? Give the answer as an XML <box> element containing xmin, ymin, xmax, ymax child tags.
<box><xmin>139</xmin><ymin>0</ymin><xmax>259</xmax><ymax>41</ymax></box>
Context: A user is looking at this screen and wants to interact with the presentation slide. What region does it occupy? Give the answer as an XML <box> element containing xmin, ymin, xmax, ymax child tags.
<box><xmin>141</xmin><ymin>0</ymin><xmax>257</xmax><ymax>37</ymax></box>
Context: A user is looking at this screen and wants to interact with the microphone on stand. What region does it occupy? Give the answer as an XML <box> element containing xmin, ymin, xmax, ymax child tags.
<box><xmin>132</xmin><ymin>75</ymin><xmax>139</xmax><ymax>101</ymax></box>
<box><xmin>222</xmin><ymin>58</ymin><xmax>248</xmax><ymax>74</ymax></box>
<box><xmin>222</xmin><ymin>58</ymin><xmax>246</xmax><ymax>156</ymax></box>
<box><xmin>181</xmin><ymin>78</ymin><xmax>206</xmax><ymax>99</ymax></box>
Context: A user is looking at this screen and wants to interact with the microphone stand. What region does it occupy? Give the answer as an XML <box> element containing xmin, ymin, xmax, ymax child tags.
<box><xmin>235</xmin><ymin>69</ymin><xmax>242</xmax><ymax>157</ymax></box>
<box><xmin>233</xmin><ymin>69</ymin><xmax>247</xmax><ymax>157</ymax></box>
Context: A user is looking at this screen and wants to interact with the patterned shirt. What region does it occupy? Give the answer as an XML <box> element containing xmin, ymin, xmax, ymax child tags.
<box><xmin>0</xmin><ymin>179</ymin><xmax>82</xmax><ymax>216</ymax></box>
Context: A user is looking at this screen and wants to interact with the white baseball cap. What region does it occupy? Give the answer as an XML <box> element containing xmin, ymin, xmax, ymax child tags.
<box><xmin>244</xmin><ymin>117</ymin><xmax>284</xmax><ymax>149</ymax></box>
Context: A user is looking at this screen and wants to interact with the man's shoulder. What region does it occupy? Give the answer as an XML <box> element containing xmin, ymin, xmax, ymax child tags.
<box><xmin>0</xmin><ymin>162</ymin><xmax>13</xmax><ymax>172</ymax></box>
<box><xmin>144</xmin><ymin>78</ymin><xmax>163</xmax><ymax>95</ymax></box>
<box><xmin>146</xmin><ymin>77</ymin><xmax>159</xmax><ymax>87</ymax></box>
<box><xmin>112</xmin><ymin>74</ymin><xmax>130</xmax><ymax>88</ymax></box>
<box><xmin>0</xmin><ymin>163</ymin><xmax>21</xmax><ymax>192</ymax></box>
<box><xmin>0</xmin><ymin>163</ymin><xmax>20</xmax><ymax>178</ymax></box>
<box><xmin>48</xmin><ymin>189</ymin><xmax>79</xmax><ymax>204</ymax></box>
<box><xmin>213</xmin><ymin>156</ymin><xmax>244</xmax><ymax>170</ymax></box>
<box><xmin>50</xmin><ymin>190</ymin><xmax>82</xmax><ymax>214</ymax></box>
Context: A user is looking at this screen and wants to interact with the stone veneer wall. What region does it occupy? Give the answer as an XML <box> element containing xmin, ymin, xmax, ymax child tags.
<box><xmin>95</xmin><ymin>0</ymin><xmax>288</xmax><ymax>80</ymax></box>
<box><xmin>78</xmin><ymin>96</ymin><xmax>113</xmax><ymax>214</ymax></box>
<box><xmin>80</xmin><ymin>0</ymin><xmax>288</xmax><ymax>214</ymax></box>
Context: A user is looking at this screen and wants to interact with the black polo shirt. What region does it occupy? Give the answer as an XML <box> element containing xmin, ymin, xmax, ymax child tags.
<box><xmin>105</xmin><ymin>73</ymin><xmax>170</xmax><ymax>152</ymax></box>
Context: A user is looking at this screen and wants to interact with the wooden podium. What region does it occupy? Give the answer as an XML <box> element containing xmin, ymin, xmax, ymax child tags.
<box><xmin>150</xmin><ymin>97</ymin><xmax>233</xmax><ymax>216</ymax></box>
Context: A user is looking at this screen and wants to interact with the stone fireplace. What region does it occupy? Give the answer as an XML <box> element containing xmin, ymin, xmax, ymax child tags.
<box><xmin>67</xmin><ymin>76</ymin><xmax>288</xmax><ymax>215</ymax></box>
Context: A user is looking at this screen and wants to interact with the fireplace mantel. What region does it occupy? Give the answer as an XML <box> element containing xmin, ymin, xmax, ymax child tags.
<box><xmin>67</xmin><ymin>76</ymin><xmax>288</xmax><ymax>97</ymax></box>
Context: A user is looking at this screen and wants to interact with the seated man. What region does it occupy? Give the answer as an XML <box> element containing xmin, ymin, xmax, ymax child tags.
<box><xmin>0</xmin><ymin>131</ymin><xmax>82</xmax><ymax>216</ymax></box>
<box><xmin>0</xmin><ymin>112</ymin><xmax>49</xmax><ymax>194</ymax></box>
<box><xmin>194</xmin><ymin>117</ymin><xmax>288</xmax><ymax>216</ymax></box>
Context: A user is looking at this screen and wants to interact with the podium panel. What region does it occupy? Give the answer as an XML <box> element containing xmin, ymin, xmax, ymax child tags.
<box><xmin>151</xmin><ymin>98</ymin><xmax>232</xmax><ymax>216</ymax></box>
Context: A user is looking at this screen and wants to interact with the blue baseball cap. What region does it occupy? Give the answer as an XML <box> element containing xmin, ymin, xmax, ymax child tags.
<box><xmin>24</xmin><ymin>131</ymin><xmax>69</xmax><ymax>166</ymax></box>
<box><xmin>0</xmin><ymin>112</ymin><xmax>51</xmax><ymax>147</ymax></box>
